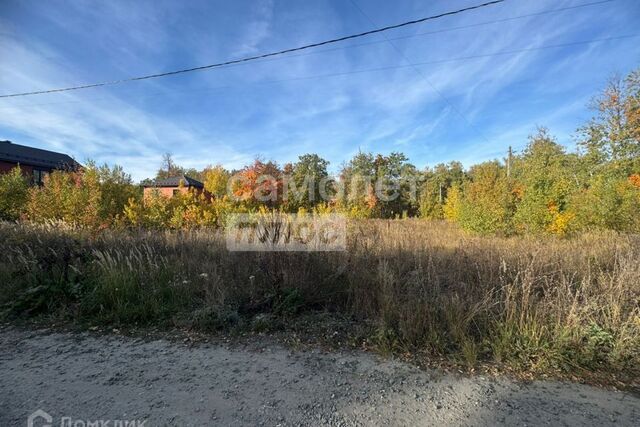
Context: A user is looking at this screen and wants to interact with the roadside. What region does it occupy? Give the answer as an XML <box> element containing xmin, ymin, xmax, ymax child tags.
<box><xmin>1</xmin><ymin>327</ymin><xmax>639</xmax><ymax>426</ymax></box>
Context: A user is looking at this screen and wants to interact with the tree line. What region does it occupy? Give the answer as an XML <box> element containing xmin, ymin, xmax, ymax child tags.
<box><xmin>1</xmin><ymin>68</ymin><xmax>638</xmax><ymax>234</ymax></box>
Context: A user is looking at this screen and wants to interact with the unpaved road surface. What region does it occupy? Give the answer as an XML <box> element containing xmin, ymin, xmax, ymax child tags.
<box><xmin>1</xmin><ymin>327</ymin><xmax>638</xmax><ymax>426</ymax></box>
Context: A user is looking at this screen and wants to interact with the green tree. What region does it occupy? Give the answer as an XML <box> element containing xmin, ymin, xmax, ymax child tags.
<box><xmin>513</xmin><ymin>128</ymin><xmax>576</xmax><ymax>233</ymax></box>
<box><xmin>420</xmin><ymin>161</ymin><xmax>465</xmax><ymax>219</ymax></box>
<box><xmin>286</xmin><ymin>153</ymin><xmax>330</xmax><ymax>210</ymax></box>
<box><xmin>458</xmin><ymin>161</ymin><xmax>515</xmax><ymax>234</ymax></box>
<box><xmin>374</xmin><ymin>152</ymin><xmax>419</xmax><ymax>218</ymax></box>
<box><xmin>338</xmin><ymin>151</ymin><xmax>418</xmax><ymax>218</ymax></box>
<box><xmin>571</xmin><ymin>175</ymin><xmax>640</xmax><ymax>232</ymax></box>
<box><xmin>337</xmin><ymin>152</ymin><xmax>377</xmax><ymax>217</ymax></box>
<box><xmin>578</xmin><ymin>72</ymin><xmax>640</xmax><ymax>177</ymax></box>
<box><xmin>94</xmin><ymin>162</ymin><xmax>140</xmax><ymax>223</ymax></box>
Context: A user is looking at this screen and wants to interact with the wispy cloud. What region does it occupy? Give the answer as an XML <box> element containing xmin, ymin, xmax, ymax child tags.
<box><xmin>0</xmin><ymin>0</ymin><xmax>638</xmax><ymax>179</ymax></box>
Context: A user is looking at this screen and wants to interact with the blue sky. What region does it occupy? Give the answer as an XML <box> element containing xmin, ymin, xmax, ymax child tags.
<box><xmin>0</xmin><ymin>0</ymin><xmax>639</xmax><ymax>181</ymax></box>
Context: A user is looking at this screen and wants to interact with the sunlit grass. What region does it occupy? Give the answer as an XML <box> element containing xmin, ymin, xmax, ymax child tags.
<box><xmin>1</xmin><ymin>219</ymin><xmax>638</xmax><ymax>381</ymax></box>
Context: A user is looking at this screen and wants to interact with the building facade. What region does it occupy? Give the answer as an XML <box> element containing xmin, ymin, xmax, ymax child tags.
<box><xmin>0</xmin><ymin>140</ymin><xmax>80</xmax><ymax>184</ymax></box>
<box><xmin>142</xmin><ymin>175</ymin><xmax>208</xmax><ymax>199</ymax></box>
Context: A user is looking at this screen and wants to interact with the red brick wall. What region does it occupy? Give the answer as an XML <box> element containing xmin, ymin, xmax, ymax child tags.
<box><xmin>0</xmin><ymin>161</ymin><xmax>34</xmax><ymax>175</ymax></box>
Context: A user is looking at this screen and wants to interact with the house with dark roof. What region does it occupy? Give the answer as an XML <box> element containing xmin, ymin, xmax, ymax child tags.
<box><xmin>142</xmin><ymin>175</ymin><xmax>208</xmax><ymax>199</ymax></box>
<box><xmin>0</xmin><ymin>140</ymin><xmax>81</xmax><ymax>185</ymax></box>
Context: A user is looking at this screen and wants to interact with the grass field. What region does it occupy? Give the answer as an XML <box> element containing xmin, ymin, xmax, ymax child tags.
<box><xmin>1</xmin><ymin>220</ymin><xmax>638</xmax><ymax>383</ymax></box>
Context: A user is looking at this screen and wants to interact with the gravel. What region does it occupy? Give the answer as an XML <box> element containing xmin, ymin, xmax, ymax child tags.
<box><xmin>1</xmin><ymin>327</ymin><xmax>638</xmax><ymax>426</ymax></box>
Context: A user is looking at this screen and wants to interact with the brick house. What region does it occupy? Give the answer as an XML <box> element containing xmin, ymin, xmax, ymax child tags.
<box><xmin>0</xmin><ymin>140</ymin><xmax>81</xmax><ymax>184</ymax></box>
<box><xmin>142</xmin><ymin>175</ymin><xmax>208</xmax><ymax>199</ymax></box>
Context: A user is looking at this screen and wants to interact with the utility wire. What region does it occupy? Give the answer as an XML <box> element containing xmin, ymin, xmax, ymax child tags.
<box><xmin>348</xmin><ymin>0</ymin><xmax>491</xmax><ymax>144</ymax></box>
<box><xmin>0</xmin><ymin>0</ymin><xmax>505</xmax><ymax>99</ymax></box>
<box><xmin>1</xmin><ymin>34</ymin><xmax>635</xmax><ymax>111</ymax></box>
<box><xmin>132</xmin><ymin>0</ymin><xmax>616</xmax><ymax>76</ymax></box>
<box><xmin>258</xmin><ymin>0</ymin><xmax>615</xmax><ymax>68</ymax></box>
<box><xmin>0</xmin><ymin>0</ymin><xmax>612</xmax><ymax>102</ymax></box>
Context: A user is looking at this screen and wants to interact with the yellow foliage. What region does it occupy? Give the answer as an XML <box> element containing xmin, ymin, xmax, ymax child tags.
<box><xmin>546</xmin><ymin>203</ymin><xmax>575</xmax><ymax>235</ymax></box>
<box><xmin>313</xmin><ymin>203</ymin><xmax>335</xmax><ymax>216</ymax></box>
<box><xmin>443</xmin><ymin>185</ymin><xmax>462</xmax><ymax>222</ymax></box>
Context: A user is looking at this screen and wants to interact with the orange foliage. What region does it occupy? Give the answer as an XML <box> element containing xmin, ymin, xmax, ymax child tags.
<box><xmin>511</xmin><ymin>183</ymin><xmax>525</xmax><ymax>200</ymax></box>
<box><xmin>231</xmin><ymin>160</ymin><xmax>283</xmax><ymax>207</ymax></box>
<box><xmin>365</xmin><ymin>186</ymin><xmax>378</xmax><ymax>209</ymax></box>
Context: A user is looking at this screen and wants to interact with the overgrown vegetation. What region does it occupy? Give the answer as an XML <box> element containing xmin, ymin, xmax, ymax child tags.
<box><xmin>1</xmin><ymin>220</ymin><xmax>638</xmax><ymax>382</ymax></box>
<box><xmin>0</xmin><ymin>68</ymin><xmax>638</xmax><ymax>385</ymax></box>
<box><xmin>1</xmin><ymin>69</ymin><xmax>638</xmax><ymax>235</ymax></box>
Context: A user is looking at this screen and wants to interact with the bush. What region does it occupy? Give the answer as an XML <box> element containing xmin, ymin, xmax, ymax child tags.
<box><xmin>25</xmin><ymin>169</ymin><xmax>102</xmax><ymax>227</ymax></box>
<box><xmin>121</xmin><ymin>189</ymin><xmax>227</xmax><ymax>229</ymax></box>
<box><xmin>457</xmin><ymin>162</ymin><xmax>515</xmax><ymax>235</ymax></box>
<box><xmin>0</xmin><ymin>166</ymin><xmax>29</xmax><ymax>220</ymax></box>
<box><xmin>571</xmin><ymin>175</ymin><xmax>640</xmax><ymax>232</ymax></box>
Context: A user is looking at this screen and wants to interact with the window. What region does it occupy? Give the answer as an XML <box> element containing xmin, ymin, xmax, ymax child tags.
<box><xmin>32</xmin><ymin>169</ymin><xmax>47</xmax><ymax>185</ymax></box>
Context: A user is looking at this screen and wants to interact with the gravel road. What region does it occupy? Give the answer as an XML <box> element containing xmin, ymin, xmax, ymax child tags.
<box><xmin>1</xmin><ymin>327</ymin><xmax>638</xmax><ymax>426</ymax></box>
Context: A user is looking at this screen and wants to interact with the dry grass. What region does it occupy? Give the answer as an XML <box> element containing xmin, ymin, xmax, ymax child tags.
<box><xmin>1</xmin><ymin>219</ymin><xmax>638</xmax><ymax>382</ymax></box>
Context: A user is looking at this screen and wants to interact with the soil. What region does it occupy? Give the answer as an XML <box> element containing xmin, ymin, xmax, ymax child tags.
<box><xmin>1</xmin><ymin>326</ymin><xmax>638</xmax><ymax>426</ymax></box>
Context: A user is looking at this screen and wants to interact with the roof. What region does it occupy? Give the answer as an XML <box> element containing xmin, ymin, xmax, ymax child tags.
<box><xmin>0</xmin><ymin>140</ymin><xmax>80</xmax><ymax>170</ymax></box>
<box><xmin>143</xmin><ymin>175</ymin><xmax>204</xmax><ymax>188</ymax></box>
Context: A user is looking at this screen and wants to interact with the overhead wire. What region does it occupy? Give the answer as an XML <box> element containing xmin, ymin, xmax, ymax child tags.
<box><xmin>348</xmin><ymin>0</ymin><xmax>496</xmax><ymax>144</ymax></box>
<box><xmin>0</xmin><ymin>0</ymin><xmax>619</xmax><ymax>110</ymax></box>
<box><xmin>0</xmin><ymin>0</ymin><xmax>506</xmax><ymax>98</ymax></box>
<box><xmin>0</xmin><ymin>34</ymin><xmax>635</xmax><ymax>111</ymax></box>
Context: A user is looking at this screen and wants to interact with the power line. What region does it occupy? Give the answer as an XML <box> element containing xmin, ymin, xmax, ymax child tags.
<box><xmin>256</xmin><ymin>0</ymin><xmax>615</xmax><ymax>68</ymax></box>
<box><xmin>1</xmin><ymin>34</ymin><xmax>635</xmax><ymax>111</ymax></box>
<box><xmin>0</xmin><ymin>0</ymin><xmax>614</xmax><ymax>104</ymax></box>
<box><xmin>384</xmin><ymin>0</ymin><xmax>615</xmax><ymax>43</ymax></box>
<box><xmin>6</xmin><ymin>35</ymin><xmax>638</xmax><ymax>112</ymax></box>
<box><xmin>0</xmin><ymin>0</ymin><xmax>506</xmax><ymax>99</ymax></box>
<box><xmin>348</xmin><ymin>0</ymin><xmax>492</xmax><ymax>144</ymax></box>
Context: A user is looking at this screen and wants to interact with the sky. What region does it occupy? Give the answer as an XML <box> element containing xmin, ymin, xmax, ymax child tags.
<box><xmin>0</xmin><ymin>0</ymin><xmax>639</xmax><ymax>181</ymax></box>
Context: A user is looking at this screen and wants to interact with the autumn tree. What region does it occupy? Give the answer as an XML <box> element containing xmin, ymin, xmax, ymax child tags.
<box><xmin>458</xmin><ymin>161</ymin><xmax>515</xmax><ymax>234</ymax></box>
<box><xmin>94</xmin><ymin>162</ymin><xmax>140</xmax><ymax>222</ymax></box>
<box><xmin>26</xmin><ymin>169</ymin><xmax>103</xmax><ymax>227</ymax></box>
<box><xmin>203</xmin><ymin>164</ymin><xmax>231</xmax><ymax>198</ymax></box>
<box><xmin>442</xmin><ymin>184</ymin><xmax>462</xmax><ymax>222</ymax></box>
<box><xmin>230</xmin><ymin>159</ymin><xmax>283</xmax><ymax>209</ymax></box>
<box><xmin>337</xmin><ymin>152</ymin><xmax>377</xmax><ymax>217</ymax></box>
<box><xmin>578</xmin><ymin>73</ymin><xmax>640</xmax><ymax>177</ymax></box>
<box><xmin>571</xmin><ymin>68</ymin><xmax>640</xmax><ymax>231</ymax></box>
<box><xmin>512</xmin><ymin>128</ymin><xmax>577</xmax><ymax>234</ymax></box>
<box><xmin>0</xmin><ymin>166</ymin><xmax>29</xmax><ymax>221</ymax></box>
<box><xmin>420</xmin><ymin>161</ymin><xmax>465</xmax><ymax>219</ymax></box>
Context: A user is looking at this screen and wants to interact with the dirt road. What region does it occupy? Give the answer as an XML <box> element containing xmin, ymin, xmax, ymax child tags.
<box><xmin>1</xmin><ymin>327</ymin><xmax>638</xmax><ymax>426</ymax></box>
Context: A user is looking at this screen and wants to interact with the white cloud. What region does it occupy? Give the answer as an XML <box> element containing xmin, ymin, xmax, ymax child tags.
<box><xmin>0</xmin><ymin>0</ymin><xmax>637</xmax><ymax>178</ymax></box>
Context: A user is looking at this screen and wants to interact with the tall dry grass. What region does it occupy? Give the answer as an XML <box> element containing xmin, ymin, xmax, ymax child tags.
<box><xmin>1</xmin><ymin>219</ymin><xmax>638</xmax><ymax>380</ymax></box>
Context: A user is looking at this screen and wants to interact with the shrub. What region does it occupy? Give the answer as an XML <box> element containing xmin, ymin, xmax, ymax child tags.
<box><xmin>457</xmin><ymin>161</ymin><xmax>515</xmax><ymax>235</ymax></box>
<box><xmin>25</xmin><ymin>169</ymin><xmax>102</xmax><ymax>227</ymax></box>
<box><xmin>0</xmin><ymin>166</ymin><xmax>29</xmax><ymax>220</ymax></box>
<box><xmin>571</xmin><ymin>175</ymin><xmax>640</xmax><ymax>232</ymax></box>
